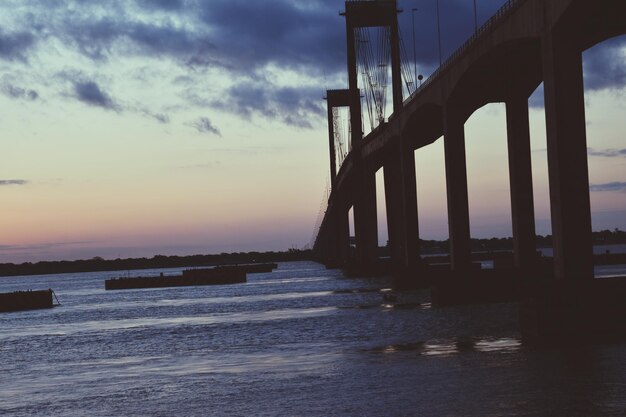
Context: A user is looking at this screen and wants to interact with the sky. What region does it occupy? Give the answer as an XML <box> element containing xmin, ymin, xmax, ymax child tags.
<box><xmin>1</xmin><ymin>0</ymin><xmax>625</xmax><ymax>263</ymax></box>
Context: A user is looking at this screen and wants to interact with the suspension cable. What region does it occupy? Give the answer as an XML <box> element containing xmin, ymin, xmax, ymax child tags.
<box><xmin>399</xmin><ymin>31</ymin><xmax>416</xmax><ymax>96</ymax></box>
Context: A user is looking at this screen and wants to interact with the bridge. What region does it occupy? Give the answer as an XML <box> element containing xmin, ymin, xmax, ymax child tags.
<box><xmin>313</xmin><ymin>0</ymin><xmax>626</xmax><ymax>341</ymax></box>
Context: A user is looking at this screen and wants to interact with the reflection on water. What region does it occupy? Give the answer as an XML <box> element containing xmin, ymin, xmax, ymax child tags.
<box><xmin>68</xmin><ymin>290</ymin><xmax>335</xmax><ymax>312</ymax></box>
<box><xmin>371</xmin><ymin>337</ymin><xmax>522</xmax><ymax>357</ymax></box>
<box><xmin>595</xmin><ymin>264</ymin><xmax>626</xmax><ymax>278</ymax></box>
<box><xmin>1</xmin><ymin>306</ymin><xmax>338</xmax><ymax>339</ymax></box>
<box><xmin>1</xmin><ymin>261</ymin><xmax>625</xmax><ymax>417</ymax></box>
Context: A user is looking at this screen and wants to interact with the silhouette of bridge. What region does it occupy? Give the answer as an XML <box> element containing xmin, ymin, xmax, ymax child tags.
<box><xmin>313</xmin><ymin>0</ymin><xmax>626</xmax><ymax>341</ymax></box>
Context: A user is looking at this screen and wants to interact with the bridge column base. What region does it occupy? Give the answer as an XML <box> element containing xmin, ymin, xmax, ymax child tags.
<box><xmin>430</xmin><ymin>266</ymin><xmax>520</xmax><ymax>306</ymax></box>
<box><xmin>342</xmin><ymin>259</ymin><xmax>385</xmax><ymax>278</ymax></box>
<box><xmin>520</xmin><ymin>278</ymin><xmax>626</xmax><ymax>344</ymax></box>
<box><xmin>392</xmin><ymin>261</ymin><xmax>431</xmax><ymax>290</ymax></box>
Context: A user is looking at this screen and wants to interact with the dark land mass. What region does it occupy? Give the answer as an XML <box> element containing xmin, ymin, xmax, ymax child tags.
<box><xmin>0</xmin><ymin>250</ymin><xmax>311</xmax><ymax>278</ymax></box>
<box><xmin>418</xmin><ymin>228</ymin><xmax>626</xmax><ymax>254</ymax></box>
<box><xmin>1</xmin><ymin>230</ymin><xmax>625</xmax><ymax>278</ymax></box>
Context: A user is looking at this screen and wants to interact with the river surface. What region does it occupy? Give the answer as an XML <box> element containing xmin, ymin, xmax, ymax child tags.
<box><xmin>1</xmin><ymin>261</ymin><xmax>625</xmax><ymax>416</ymax></box>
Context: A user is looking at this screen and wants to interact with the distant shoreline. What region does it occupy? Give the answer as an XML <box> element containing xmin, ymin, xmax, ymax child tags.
<box><xmin>0</xmin><ymin>250</ymin><xmax>312</xmax><ymax>278</ymax></box>
<box><xmin>2</xmin><ymin>230</ymin><xmax>624</xmax><ymax>278</ymax></box>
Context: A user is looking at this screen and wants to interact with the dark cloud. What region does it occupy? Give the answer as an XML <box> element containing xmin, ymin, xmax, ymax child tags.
<box><xmin>64</xmin><ymin>19</ymin><xmax>119</xmax><ymax>61</ymax></box>
<box><xmin>0</xmin><ymin>30</ymin><xmax>36</xmax><ymax>61</ymax></box>
<box><xmin>3</xmin><ymin>0</ymin><xmax>623</xmax><ymax>85</ymax></box>
<box><xmin>59</xmin><ymin>71</ymin><xmax>175</xmax><ymax>120</ymax></box>
<box><xmin>74</xmin><ymin>80</ymin><xmax>117</xmax><ymax>110</ymax></box>
<box><xmin>211</xmin><ymin>84</ymin><xmax>325</xmax><ymax>129</ymax></box>
<box><xmin>2</xmin><ymin>0</ymin><xmax>625</xmax><ymax>128</ymax></box>
<box><xmin>583</xmin><ymin>36</ymin><xmax>626</xmax><ymax>91</ymax></box>
<box><xmin>589</xmin><ymin>182</ymin><xmax>626</xmax><ymax>192</ymax></box>
<box><xmin>55</xmin><ymin>1</ymin><xmax>342</xmax><ymax>76</ymax></box>
<box><xmin>137</xmin><ymin>0</ymin><xmax>184</xmax><ymax>11</ymax></box>
<box><xmin>1</xmin><ymin>83</ymin><xmax>39</xmax><ymax>100</ymax></box>
<box><xmin>588</xmin><ymin>148</ymin><xmax>626</xmax><ymax>158</ymax></box>
<box><xmin>60</xmin><ymin>17</ymin><xmax>220</xmax><ymax>67</ymax></box>
<box><xmin>0</xmin><ymin>179</ymin><xmax>28</xmax><ymax>186</ymax></box>
<box><xmin>6</xmin><ymin>0</ymin><xmax>507</xmax><ymax>127</ymax></box>
<box><xmin>189</xmin><ymin>117</ymin><xmax>221</xmax><ymax>136</ymax></box>
<box><xmin>17</xmin><ymin>0</ymin><xmax>510</xmax><ymax>77</ymax></box>
<box><xmin>126</xmin><ymin>23</ymin><xmax>216</xmax><ymax>61</ymax></box>
<box><xmin>197</xmin><ymin>0</ymin><xmax>344</xmax><ymax>75</ymax></box>
<box><xmin>140</xmin><ymin>109</ymin><xmax>170</xmax><ymax>123</ymax></box>
<box><xmin>0</xmin><ymin>1</ymin><xmax>342</xmax><ymax>75</ymax></box>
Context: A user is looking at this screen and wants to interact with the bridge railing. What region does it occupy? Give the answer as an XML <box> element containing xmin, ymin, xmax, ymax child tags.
<box><xmin>403</xmin><ymin>0</ymin><xmax>526</xmax><ymax>105</ymax></box>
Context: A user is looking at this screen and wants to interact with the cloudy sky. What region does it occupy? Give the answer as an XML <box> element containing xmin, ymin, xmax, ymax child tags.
<box><xmin>1</xmin><ymin>0</ymin><xmax>625</xmax><ymax>263</ymax></box>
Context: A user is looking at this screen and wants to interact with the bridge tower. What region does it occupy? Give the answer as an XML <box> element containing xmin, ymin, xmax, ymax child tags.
<box><xmin>321</xmin><ymin>89</ymin><xmax>356</xmax><ymax>267</ymax></box>
<box><xmin>341</xmin><ymin>0</ymin><xmax>417</xmax><ymax>276</ymax></box>
<box><xmin>343</xmin><ymin>0</ymin><xmax>403</xmax><ymax>121</ymax></box>
<box><xmin>325</xmin><ymin>89</ymin><xmax>354</xmax><ymax>190</ymax></box>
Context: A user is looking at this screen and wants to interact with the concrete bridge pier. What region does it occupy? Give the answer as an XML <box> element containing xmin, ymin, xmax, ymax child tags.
<box><xmin>352</xmin><ymin>166</ymin><xmax>379</xmax><ymax>273</ymax></box>
<box><xmin>326</xmin><ymin>201</ymin><xmax>352</xmax><ymax>268</ymax></box>
<box><xmin>335</xmin><ymin>204</ymin><xmax>351</xmax><ymax>267</ymax></box>
<box><xmin>313</xmin><ymin>196</ymin><xmax>351</xmax><ymax>269</ymax></box>
<box><xmin>383</xmin><ymin>136</ymin><xmax>422</xmax><ymax>287</ymax></box>
<box><xmin>443</xmin><ymin>106</ymin><xmax>472</xmax><ymax>274</ymax></box>
<box><xmin>522</xmin><ymin>26</ymin><xmax>595</xmax><ymax>342</ymax></box>
<box><xmin>542</xmin><ymin>29</ymin><xmax>593</xmax><ymax>282</ymax></box>
<box><xmin>313</xmin><ymin>208</ymin><xmax>333</xmax><ymax>266</ymax></box>
<box><xmin>505</xmin><ymin>95</ymin><xmax>537</xmax><ymax>274</ymax></box>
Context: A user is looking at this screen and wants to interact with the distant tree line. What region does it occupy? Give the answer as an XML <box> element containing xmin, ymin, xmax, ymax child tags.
<box><xmin>419</xmin><ymin>228</ymin><xmax>625</xmax><ymax>254</ymax></box>
<box><xmin>0</xmin><ymin>249</ymin><xmax>313</xmax><ymax>278</ymax></box>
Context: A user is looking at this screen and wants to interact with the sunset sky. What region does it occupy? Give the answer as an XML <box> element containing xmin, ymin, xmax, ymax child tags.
<box><xmin>1</xmin><ymin>0</ymin><xmax>625</xmax><ymax>263</ymax></box>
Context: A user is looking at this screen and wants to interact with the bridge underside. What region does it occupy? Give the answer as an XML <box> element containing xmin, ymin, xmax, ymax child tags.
<box><xmin>314</xmin><ymin>0</ymin><xmax>626</xmax><ymax>340</ymax></box>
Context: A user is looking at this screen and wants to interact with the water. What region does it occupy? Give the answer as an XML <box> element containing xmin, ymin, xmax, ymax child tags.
<box><xmin>1</xmin><ymin>261</ymin><xmax>625</xmax><ymax>416</ymax></box>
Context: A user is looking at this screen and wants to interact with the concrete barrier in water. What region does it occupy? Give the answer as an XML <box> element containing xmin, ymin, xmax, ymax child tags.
<box><xmin>105</xmin><ymin>263</ymin><xmax>277</xmax><ymax>290</ymax></box>
<box><xmin>0</xmin><ymin>289</ymin><xmax>57</xmax><ymax>313</ymax></box>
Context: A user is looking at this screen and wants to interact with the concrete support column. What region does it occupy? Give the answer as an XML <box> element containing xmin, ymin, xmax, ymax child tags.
<box><xmin>335</xmin><ymin>203</ymin><xmax>351</xmax><ymax>265</ymax></box>
<box><xmin>384</xmin><ymin>138</ymin><xmax>420</xmax><ymax>279</ymax></box>
<box><xmin>443</xmin><ymin>107</ymin><xmax>472</xmax><ymax>272</ymax></box>
<box><xmin>506</xmin><ymin>96</ymin><xmax>537</xmax><ymax>272</ymax></box>
<box><xmin>353</xmin><ymin>171</ymin><xmax>379</xmax><ymax>269</ymax></box>
<box><xmin>542</xmin><ymin>31</ymin><xmax>593</xmax><ymax>280</ymax></box>
<box><xmin>315</xmin><ymin>214</ymin><xmax>334</xmax><ymax>266</ymax></box>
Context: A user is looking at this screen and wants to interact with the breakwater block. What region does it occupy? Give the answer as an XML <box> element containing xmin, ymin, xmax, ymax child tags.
<box><xmin>104</xmin><ymin>263</ymin><xmax>277</xmax><ymax>290</ymax></box>
<box><xmin>235</xmin><ymin>263</ymin><xmax>277</xmax><ymax>273</ymax></box>
<box><xmin>0</xmin><ymin>289</ymin><xmax>54</xmax><ymax>313</ymax></box>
